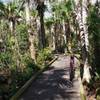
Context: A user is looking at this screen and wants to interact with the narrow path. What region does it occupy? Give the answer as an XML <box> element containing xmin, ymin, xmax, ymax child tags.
<box><xmin>19</xmin><ymin>55</ymin><xmax>81</xmax><ymax>100</ymax></box>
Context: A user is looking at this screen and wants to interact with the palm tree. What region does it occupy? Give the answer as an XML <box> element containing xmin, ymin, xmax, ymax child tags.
<box><xmin>0</xmin><ymin>1</ymin><xmax>22</xmax><ymax>33</ymax></box>
<box><xmin>51</xmin><ymin>0</ymin><xmax>76</xmax><ymax>53</ymax></box>
<box><xmin>24</xmin><ymin>0</ymin><xmax>36</xmax><ymax>61</ymax></box>
<box><xmin>51</xmin><ymin>2</ymin><xmax>65</xmax><ymax>53</ymax></box>
<box><xmin>36</xmin><ymin>0</ymin><xmax>46</xmax><ymax>49</ymax></box>
<box><xmin>75</xmin><ymin>0</ymin><xmax>91</xmax><ymax>83</ymax></box>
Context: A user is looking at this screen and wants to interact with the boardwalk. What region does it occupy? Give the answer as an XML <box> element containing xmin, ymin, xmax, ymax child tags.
<box><xmin>19</xmin><ymin>55</ymin><xmax>81</xmax><ymax>100</ymax></box>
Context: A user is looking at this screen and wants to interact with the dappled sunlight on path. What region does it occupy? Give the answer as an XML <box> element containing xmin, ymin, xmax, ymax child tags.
<box><xmin>20</xmin><ymin>55</ymin><xmax>81</xmax><ymax>100</ymax></box>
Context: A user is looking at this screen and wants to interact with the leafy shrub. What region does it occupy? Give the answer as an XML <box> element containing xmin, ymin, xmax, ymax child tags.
<box><xmin>24</xmin><ymin>56</ymin><xmax>40</xmax><ymax>72</ymax></box>
<box><xmin>10</xmin><ymin>64</ymin><xmax>38</xmax><ymax>97</ymax></box>
<box><xmin>0</xmin><ymin>52</ymin><xmax>12</xmax><ymax>68</ymax></box>
<box><xmin>36</xmin><ymin>47</ymin><xmax>53</xmax><ymax>68</ymax></box>
<box><xmin>16</xmin><ymin>24</ymin><xmax>29</xmax><ymax>54</ymax></box>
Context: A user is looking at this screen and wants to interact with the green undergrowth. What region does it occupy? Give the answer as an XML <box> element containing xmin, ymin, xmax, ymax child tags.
<box><xmin>80</xmin><ymin>93</ymin><xmax>86</xmax><ymax>100</ymax></box>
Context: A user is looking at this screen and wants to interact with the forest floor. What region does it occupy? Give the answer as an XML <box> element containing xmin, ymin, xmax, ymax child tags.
<box><xmin>19</xmin><ymin>55</ymin><xmax>81</xmax><ymax>100</ymax></box>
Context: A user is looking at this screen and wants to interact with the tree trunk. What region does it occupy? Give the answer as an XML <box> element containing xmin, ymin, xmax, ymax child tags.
<box><xmin>65</xmin><ymin>21</ymin><xmax>71</xmax><ymax>53</ymax></box>
<box><xmin>82</xmin><ymin>0</ymin><xmax>91</xmax><ymax>83</ymax></box>
<box><xmin>54</xmin><ymin>22</ymin><xmax>59</xmax><ymax>53</ymax></box>
<box><xmin>63</xmin><ymin>20</ymin><xmax>67</xmax><ymax>53</ymax></box>
<box><xmin>48</xmin><ymin>27</ymin><xmax>52</xmax><ymax>48</ymax></box>
<box><xmin>52</xmin><ymin>25</ymin><xmax>56</xmax><ymax>51</ymax></box>
<box><xmin>25</xmin><ymin>0</ymin><xmax>36</xmax><ymax>61</ymax></box>
<box><xmin>37</xmin><ymin>2</ymin><xmax>46</xmax><ymax>49</ymax></box>
<box><xmin>75</xmin><ymin>0</ymin><xmax>91</xmax><ymax>83</ymax></box>
<box><xmin>9</xmin><ymin>21</ymin><xmax>13</xmax><ymax>33</ymax></box>
<box><xmin>40</xmin><ymin>11</ymin><xmax>46</xmax><ymax>49</ymax></box>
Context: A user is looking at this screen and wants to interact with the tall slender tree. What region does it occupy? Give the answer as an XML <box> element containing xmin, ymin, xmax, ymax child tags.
<box><xmin>75</xmin><ymin>0</ymin><xmax>91</xmax><ymax>83</ymax></box>
<box><xmin>25</xmin><ymin>0</ymin><xmax>36</xmax><ymax>61</ymax></box>
<box><xmin>36</xmin><ymin>0</ymin><xmax>46</xmax><ymax>49</ymax></box>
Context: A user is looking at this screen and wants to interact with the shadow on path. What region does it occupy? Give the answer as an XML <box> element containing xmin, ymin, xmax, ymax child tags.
<box><xmin>20</xmin><ymin>56</ymin><xmax>80</xmax><ymax>100</ymax></box>
<box><xmin>20</xmin><ymin>68</ymin><xmax>80</xmax><ymax>100</ymax></box>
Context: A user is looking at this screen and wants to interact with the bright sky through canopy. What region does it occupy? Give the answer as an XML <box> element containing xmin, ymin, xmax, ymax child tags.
<box><xmin>1</xmin><ymin>0</ymin><xmax>11</xmax><ymax>3</ymax></box>
<box><xmin>0</xmin><ymin>0</ymin><xmax>52</xmax><ymax>18</ymax></box>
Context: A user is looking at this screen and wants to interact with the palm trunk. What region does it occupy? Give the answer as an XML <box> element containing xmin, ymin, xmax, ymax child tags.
<box><xmin>75</xmin><ymin>0</ymin><xmax>91</xmax><ymax>83</ymax></box>
<box><xmin>82</xmin><ymin>0</ymin><xmax>91</xmax><ymax>83</ymax></box>
<box><xmin>37</xmin><ymin>2</ymin><xmax>46</xmax><ymax>49</ymax></box>
<box><xmin>52</xmin><ymin>26</ymin><xmax>56</xmax><ymax>50</ymax></box>
<box><xmin>9</xmin><ymin>21</ymin><xmax>13</xmax><ymax>33</ymax></box>
<box><xmin>63</xmin><ymin>20</ymin><xmax>67</xmax><ymax>53</ymax></box>
<box><xmin>40</xmin><ymin>11</ymin><xmax>46</xmax><ymax>49</ymax></box>
<box><xmin>66</xmin><ymin>21</ymin><xmax>71</xmax><ymax>53</ymax></box>
<box><xmin>54</xmin><ymin>22</ymin><xmax>59</xmax><ymax>53</ymax></box>
<box><xmin>48</xmin><ymin>27</ymin><xmax>52</xmax><ymax>48</ymax></box>
<box><xmin>25</xmin><ymin>0</ymin><xmax>36</xmax><ymax>61</ymax></box>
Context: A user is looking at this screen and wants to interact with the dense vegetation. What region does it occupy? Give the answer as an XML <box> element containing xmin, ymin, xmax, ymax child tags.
<box><xmin>0</xmin><ymin>0</ymin><xmax>100</xmax><ymax>99</ymax></box>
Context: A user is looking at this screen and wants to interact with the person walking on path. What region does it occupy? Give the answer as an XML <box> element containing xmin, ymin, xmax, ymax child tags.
<box><xmin>69</xmin><ymin>55</ymin><xmax>75</xmax><ymax>81</ymax></box>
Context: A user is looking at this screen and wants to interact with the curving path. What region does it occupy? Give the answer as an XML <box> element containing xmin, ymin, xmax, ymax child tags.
<box><xmin>19</xmin><ymin>55</ymin><xmax>81</xmax><ymax>100</ymax></box>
